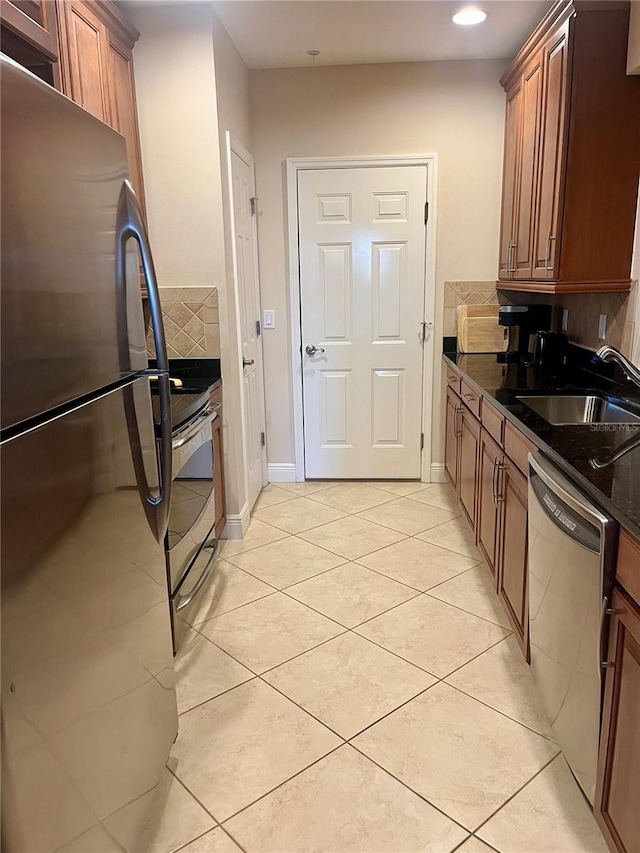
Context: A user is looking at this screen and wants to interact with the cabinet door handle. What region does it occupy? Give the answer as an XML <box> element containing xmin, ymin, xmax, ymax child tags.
<box><xmin>599</xmin><ymin>598</ymin><xmax>618</xmax><ymax>670</ymax></box>
<box><xmin>545</xmin><ymin>233</ymin><xmax>556</xmax><ymax>273</ymax></box>
<box><xmin>495</xmin><ymin>462</ymin><xmax>506</xmax><ymax>503</ymax></box>
<box><xmin>492</xmin><ymin>456</ymin><xmax>499</xmax><ymax>507</ymax></box>
<box><xmin>455</xmin><ymin>405</ymin><xmax>463</xmax><ymax>437</ymax></box>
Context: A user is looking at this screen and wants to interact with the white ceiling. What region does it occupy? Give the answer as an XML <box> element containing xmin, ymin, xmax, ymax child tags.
<box><xmin>211</xmin><ymin>1</ymin><xmax>553</xmax><ymax>70</ymax></box>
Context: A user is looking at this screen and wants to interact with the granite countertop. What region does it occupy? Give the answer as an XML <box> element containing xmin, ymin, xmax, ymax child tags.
<box><xmin>148</xmin><ymin>358</ymin><xmax>221</xmax><ymax>395</ymax></box>
<box><xmin>443</xmin><ymin>346</ymin><xmax>640</xmax><ymax>539</ymax></box>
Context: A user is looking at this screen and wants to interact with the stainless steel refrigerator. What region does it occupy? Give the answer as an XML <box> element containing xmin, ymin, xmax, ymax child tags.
<box><xmin>1</xmin><ymin>56</ymin><xmax>178</xmax><ymax>851</ymax></box>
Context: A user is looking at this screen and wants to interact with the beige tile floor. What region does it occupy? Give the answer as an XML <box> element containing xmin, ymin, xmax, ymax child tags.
<box><xmin>117</xmin><ymin>481</ymin><xmax>610</xmax><ymax>852</ymax></box>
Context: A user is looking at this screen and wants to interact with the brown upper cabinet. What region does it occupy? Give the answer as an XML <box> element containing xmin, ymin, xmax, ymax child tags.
<box><xmin>498</xmin><ymin>1</ymin><xmax>640</xmax><ymax>293</ymax></box>
<box><xmin>1</xmin><ymin>0</ymin><xmax>60</xmax><ymax>85</ymax></box>
<box><xmin>2</xmin><ymin>0</ymin><xmax>145</xmax><ymax>216</ymax></box>
<box><xmin>57</xmin><ymin>0</ymin><xmax>146</xmax><ymax>213</ymax></box>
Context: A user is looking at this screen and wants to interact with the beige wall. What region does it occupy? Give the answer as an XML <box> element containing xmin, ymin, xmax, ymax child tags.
<box><xmin>250</xmin><ymin>59</ymin><xmax>507</xmax><ymax>469</ymax></box>
<box><xmin>130</xmin><ymin>3</ymin><xmax>225</xmax><ymax>288</ymax></box>
<box><xmin>131</xmin><ymin>4</ymin><xmax>253</xmax><ymax>528</ymax></box>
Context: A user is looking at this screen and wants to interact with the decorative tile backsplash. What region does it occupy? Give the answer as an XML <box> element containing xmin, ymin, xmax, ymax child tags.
<box><xmin>444</xmin><ymin>279</ymin><xmax>638</xmax><ymax>359</ymax></box>
<box><xmin>497</xmin><ymin>283</ymin><xmax>638</xmax><ymax>358</ymax></box>
<box><xmin>148</xmin><ymin>287</ymin><xmax>220</xmax><ymax>359</ymax></box>
<box><xmin>443</xmin><ymin>281</ymin><xmax>499</xmax><ymax>336</ymax></box>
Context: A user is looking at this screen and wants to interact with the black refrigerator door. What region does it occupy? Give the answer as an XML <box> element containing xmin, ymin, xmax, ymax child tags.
<box><xmin>0</xmin><ymin>56</ymin><xmax>148</xmax><ymax>432</ymax></box>
<box><xmin>1</xmin><ymin>378</ymin><xmax>177</xmax><ymax>852</ymax></box>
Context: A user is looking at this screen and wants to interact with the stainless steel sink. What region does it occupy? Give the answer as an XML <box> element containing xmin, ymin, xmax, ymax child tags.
<box><xmin>515</xmin><ymin>394</ymin><xmax>640</xmax><ymax>425</ymax></box>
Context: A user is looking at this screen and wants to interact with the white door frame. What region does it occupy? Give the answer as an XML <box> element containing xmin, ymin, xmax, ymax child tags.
<box><xmin>226</xmin><ymin>131</ymin><xmax>268</xmax><ymax>509</ymax></box>
<box><xmin>286</xmin><ymin>154</ymin><xmax>438</xmax><ymax>483</ymax></box>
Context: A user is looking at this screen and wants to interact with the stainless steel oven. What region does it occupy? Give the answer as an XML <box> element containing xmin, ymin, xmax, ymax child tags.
<box><xmin>168</xmin><ymin>400</ymin><xmax>220</xmax><ymax>652</ymax></box>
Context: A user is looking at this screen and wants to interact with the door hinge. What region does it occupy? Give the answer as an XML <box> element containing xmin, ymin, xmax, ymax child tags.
<box><xmin>256</xmin><ymin>319</ymin><xmax>261</xmax><ymax>337</ymax></box>
<box><xmin>420</xmin><ymin>433</ymin><xmax>424</xmax><ymax>450</ymax></box>
<box><xmin>421</xmin><ymin>320</ymin><xmax>433</xmax><ymax>342</ymax></box>
<box><xmin>250</xmin><ymin>196</ymin><xmax>258</xmax><ymax>216</ymax></box>
<box><xmin>260</xmin><ymin>431</ymin><xmax>266</xmax><ymax>447</ymax></box>
<box><xmin>424</xmin><ymin>201</ymin><xmax>429</xmax><ymax>225</ymax></box>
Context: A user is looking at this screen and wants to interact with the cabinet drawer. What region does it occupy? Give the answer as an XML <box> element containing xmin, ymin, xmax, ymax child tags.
<box><xmin>445</xmin><ymin>363</ymin><xmax>461</xmax><ymax>395</ymax></box>
<box><xmin>504</xmin><ymin>421</ymin><xmax>537</xmax><ymax>475</ymax></box>
<box><xmin>460</xmin><ymin>379</ymin><xmax>481</xmax><ymax>419</ymax></box>
<box><xmin>481</xmin><ymin>398</ymin><xmax>505</xmax><ymax>446</ymax></box>
<box><xmin>616</xmin><ymin>529</ymin><xmax>640</xmax><ymax>606</ymax></box>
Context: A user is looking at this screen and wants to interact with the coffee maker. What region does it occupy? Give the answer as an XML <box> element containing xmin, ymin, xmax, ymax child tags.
<box><xmin>498</xmin><ymin>304</ymin><xmax>552</xmax><ymax>362</ymax></box>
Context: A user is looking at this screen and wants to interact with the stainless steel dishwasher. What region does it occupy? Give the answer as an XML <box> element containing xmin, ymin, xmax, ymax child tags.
<box><xmin>528</xmin><ymin>452</ymin><xmax>618</xmax><ymax>804</ymax></box>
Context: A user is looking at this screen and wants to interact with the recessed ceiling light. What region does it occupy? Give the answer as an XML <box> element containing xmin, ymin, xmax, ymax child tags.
<box><xmin>452</xmin><ymin>7</ymin><xmax>487</xmax><ymax>25</ymax></box>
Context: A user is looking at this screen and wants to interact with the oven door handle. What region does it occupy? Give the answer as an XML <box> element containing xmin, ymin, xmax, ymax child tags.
<box><xmin>174</xmin><ymin>539</ymin><xmax>220</xmax><ymax>612</ymax></box>
<box><xmin>172</xmin><ymin>406</ymin><xmax>217</xmax><ymax>450</ymax></box>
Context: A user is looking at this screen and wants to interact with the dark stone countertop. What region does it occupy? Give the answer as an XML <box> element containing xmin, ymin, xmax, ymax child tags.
<box><xmin>443</xmin><ymin>346</ymin><xmax>640</xmax><ymax>539</ymax></box>
<box><xmin>148</xmin><ymin>358</ymin><xmax>221</xmax><ymax>395</ymax></box>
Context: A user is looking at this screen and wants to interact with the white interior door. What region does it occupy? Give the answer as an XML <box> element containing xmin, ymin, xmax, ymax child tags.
<box><xmin>230</xmin><ymin>144</ymin><xmax>267</xmax><ymax>508</ymax></box>
<box><xmin>299</xmin><ymin>166</ymin><xmax>428</xmax><ymax>479</ymax></box>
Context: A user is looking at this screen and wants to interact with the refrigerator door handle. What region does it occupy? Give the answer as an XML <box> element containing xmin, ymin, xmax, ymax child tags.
<box><xmin>116</xmin><ymin>180</ymin><xmax>172</xmax><ymax>540</ymax></box>
<box><xmin>122</xmin><ymin>382</ymin><xmax>169</xmax><ymax>542</ymax></box>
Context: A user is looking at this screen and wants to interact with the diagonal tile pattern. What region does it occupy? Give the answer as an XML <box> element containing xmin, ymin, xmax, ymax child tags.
<box><xmin>225</xmin><ymin>745</ymin><xmax>468</xmax><ymax>852</ymax></box>
<box><xmin>198</xmin><ymin>592</ymin><xmax>344</xmax><ymax>674</ymax></box>
<box><xmin>356</xmin><ymin>594</ymin><xmax>510</xmax><ymax>677</ymax></box>
<box><xmin>252</xmin><ymin>497</ymin><xmax>347</xmax><ymax>534</ymax></box>
<box><xmin>225</xmin><ymin>535</ymin><xmax>346</xmax><ymax>588</ymax></box>
<box><xmin>352</xmin><ymin>682</ymin><xmax>559</xmax><ymax>830</ymax></box>
<box><xmin>263</xmin><ymin>632</ymin><xmax>435</xmax><ymax>738</ymax></box>
<box><xmin>357</xmin><ymin>496</ymin><xmax>458</xmax><ymax>535</ymax></box>
<box><xmin>162</xmin><ymin>480</ymin><xmax>607</xmax><ymax>853</ymax></box>
<box><xmin>286</xmin><ymin>562</ymin><xmax>419</xmax><ymax>628</ymax></box>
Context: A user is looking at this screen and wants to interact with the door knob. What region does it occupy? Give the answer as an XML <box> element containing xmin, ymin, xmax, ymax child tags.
<box><xmin>242</xmin><ymin>357</ymin><xmax>255</xmax><ymax>367</ymax></box>
<box><xmin>305</xmin><ymin>345</ymin><xmax>326</xmax><ymax>356</ymax></box>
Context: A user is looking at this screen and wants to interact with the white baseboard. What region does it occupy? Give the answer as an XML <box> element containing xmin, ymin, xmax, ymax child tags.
<box><xmin>267</xmin><ymin>463</ymin><xmax>297</xmax><ymax>483</ymax></box>
<box><xmin>429</xmin><ymin>463</ymin><xmax>447</xmax><ymax>483</ymax></box>
<box><xmin>222</xmin><ymin>501</ymin><xmax>251</xmax><ymax>540</ymax></box>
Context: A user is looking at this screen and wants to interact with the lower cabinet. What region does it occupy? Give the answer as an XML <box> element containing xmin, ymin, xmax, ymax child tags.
<box><xmin>443</xmin><ymin>361</ymin><xmax>531</xmax><ymax>659</ymax></box>
<box><xmin>496</xmin><ymin>458</ymin><xmax>530</xmax><ymax>656</ymax></box>
<box><xmin>595</xmin><ymin>587</ymin><xmax>640</xmax><ymax>853</ymax></box>
<box><xmin>444</xmin><ymin>385</ymin><xmax>479</xmax><ymax>533</ymax></box>
<box><xmin>477</xmin><ymin>428</ymin><xmax>501</xmax><ymax>582</ymax></box>
<box><xmin>445</xmin><ymin>386</ymin><xmax>460</xmax><ymax>488</ymax></box>
<box><xmin>210</xmin><ymin>386</ymin><xmax>226</xmax><ymax>538</ymax></box>
<box><xmin>458</xmin><ymin>404</ymin><xmax>480</xmax><ymax>532</ymax></box>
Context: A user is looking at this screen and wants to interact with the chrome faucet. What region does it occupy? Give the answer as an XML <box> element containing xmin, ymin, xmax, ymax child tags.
<box><xmin>596</xmin><ymin>345</ymin><xmax>640</xmax><ymax>390</ymax></box>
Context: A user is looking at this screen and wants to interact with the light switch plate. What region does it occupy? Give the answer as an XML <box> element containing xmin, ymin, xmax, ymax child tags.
<box><xmin>263</xmin><ymin>309</ymin><xmax>275</xmax><ymax>329</ymax></box>
<box><xmin>561</xmin><ymin>308</ymin><xmax>569</xmax><ymax>332</ymax></box>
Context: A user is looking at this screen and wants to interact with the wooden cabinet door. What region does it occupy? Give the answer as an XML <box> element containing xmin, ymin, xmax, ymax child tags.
<box><xmin>444</xmin><ymin>386</ymin><xmax>460</xmax><ymax>489</ymax></box>
<box><xmin>498</xmin><ymin>79</ymin><xmax>522</xmax><ymax>279</ymax></box>
<box><xmin>458</xmin><ymin>404</ymin><xmax>480</xmax><ymax>532</ymax></box>
<box><xmin>595</xmin><ymin>588</ymin><xmax>640</xmax><ymax>853</ymax></box>
<box><xmin>532</xmin><ymin>26</ymin><xmax>569</xmax><ymax>279</ymax></box>
<box><xmin>497</xmin><ymin>458</ymin><xmax>529</xmax><ymax>656</ymax></box>
<box><xmin>105</xmin><ymin>33</ymin><xmax>145</xmax><ymax>212</ymax></box>
<box><xmin>1</xmin><ymin>0</ymin><xmax>60</xmax><ymax>85</ymax></box>
<box><xmin>212</xmin><ymin>419</ymin><xmax>226</xmax><ymax>538</ymax></box>
<box><xmin>61</xmin><ymin>0</ymin><xmax>110</xmax><ymax>122</ymax></box>
<box><xmin>477</xmin><ymin>428</ymin><xmax>501</xmax><ymax>584</ymax></box>
<box><xmin>513</xmin><ymin>55</ymin><xmax>543</xmax><ymax>280</ymax></box>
